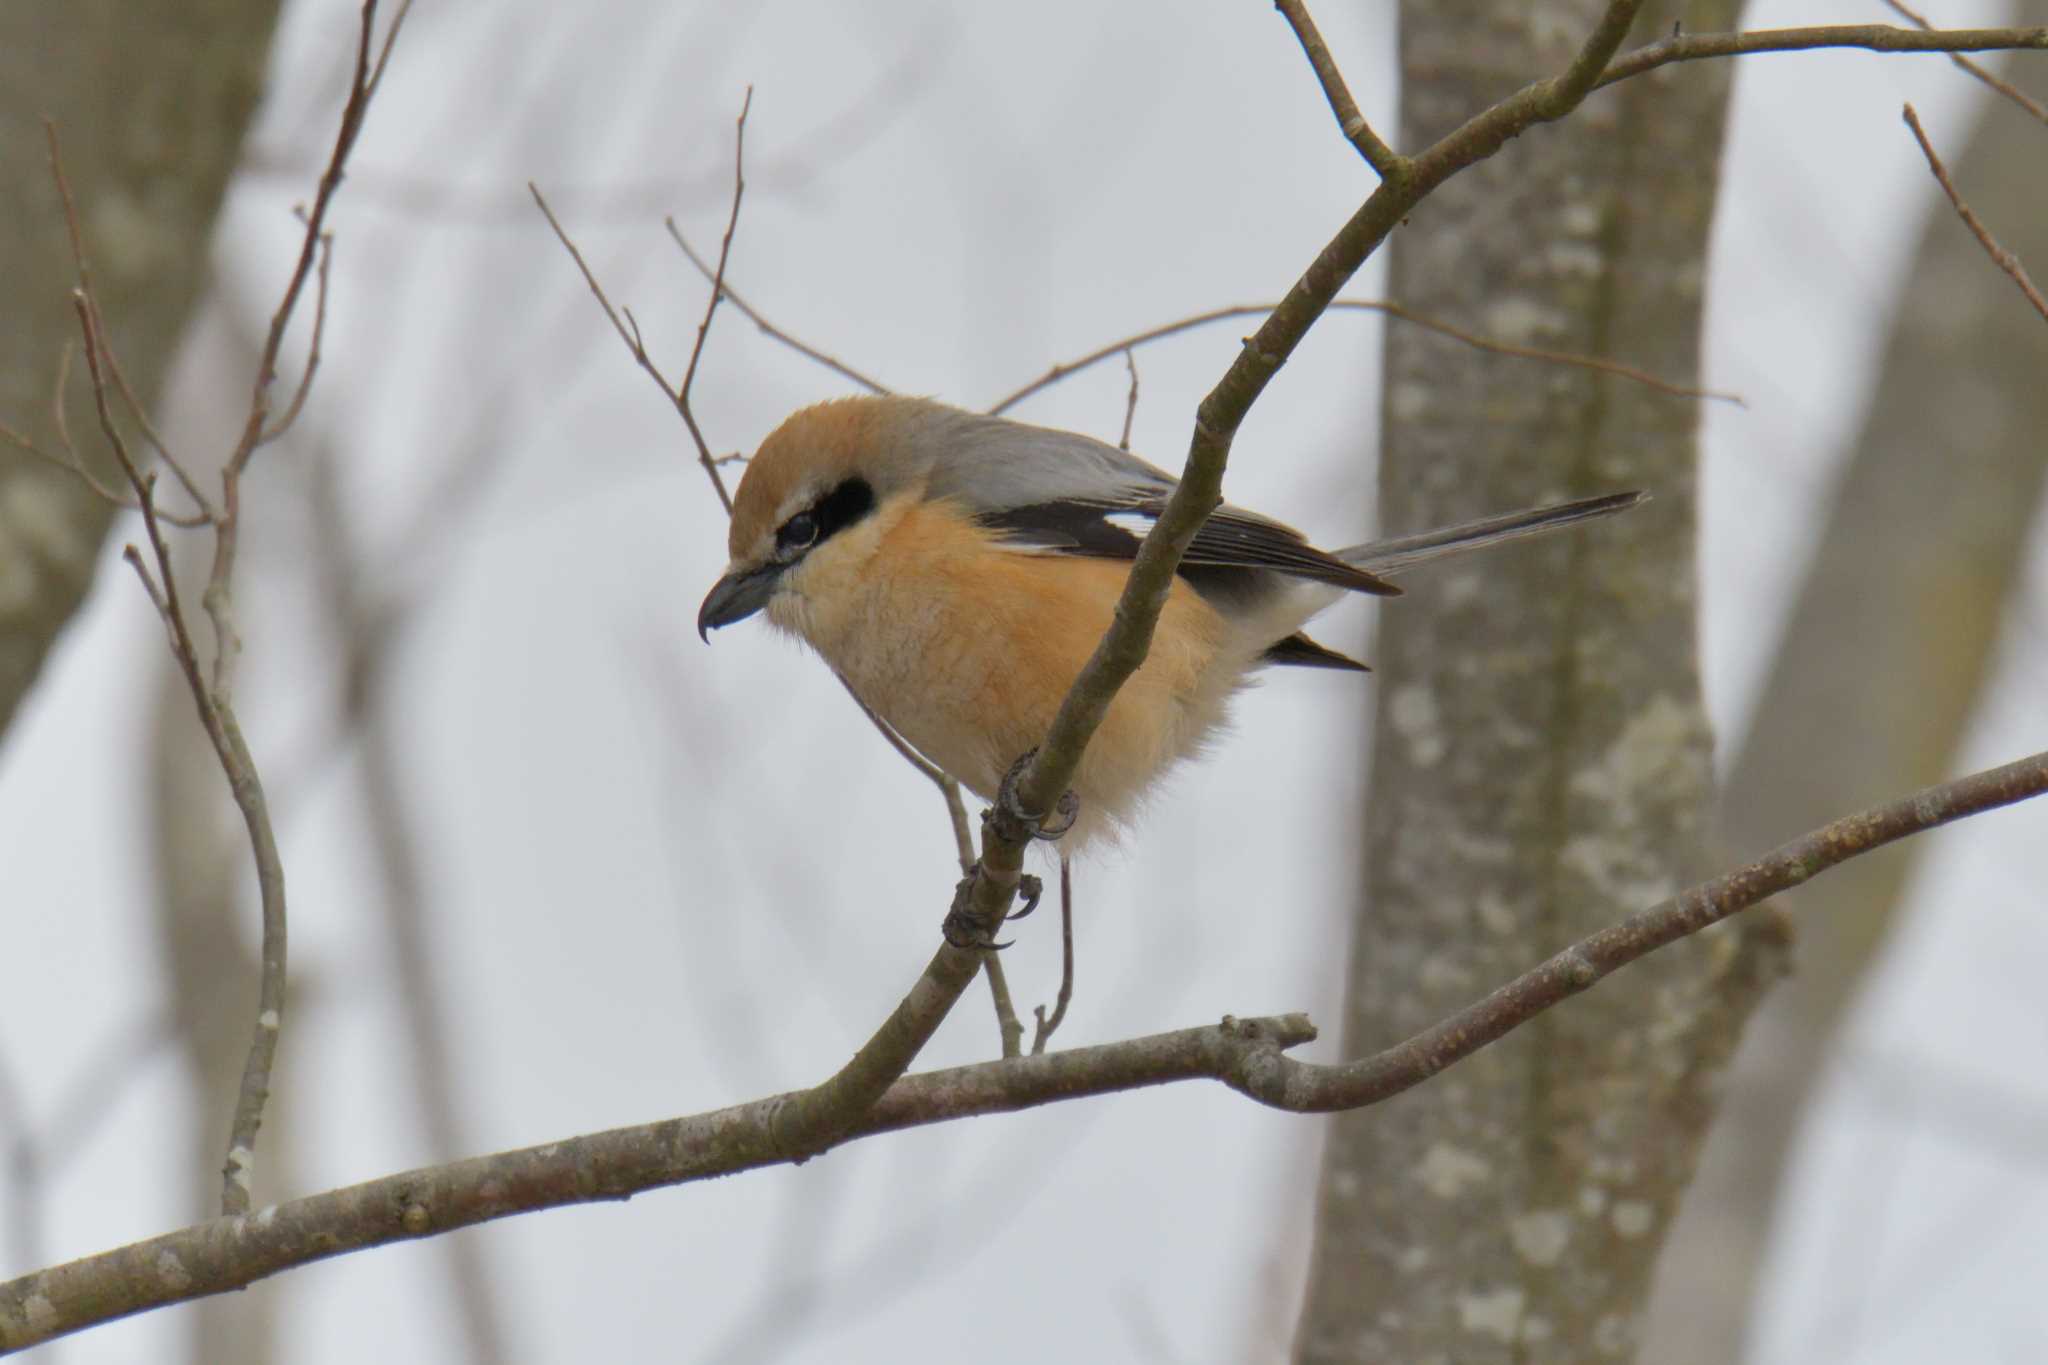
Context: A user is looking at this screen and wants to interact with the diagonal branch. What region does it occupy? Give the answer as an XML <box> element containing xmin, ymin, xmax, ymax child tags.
<box><xmin>985</xmin><ymin>0</ymin><xmax>1654</xmax><ymax>896</ymax></box>
<box><xmin>972</xmin><ymin>8</ymin><xmax>2048</xmax><ymax>921</ymax></box>
<box><xmin>1903</xmin><ymin>103</ymin><xmax>2048</xmax><ymax>326</ymax></box>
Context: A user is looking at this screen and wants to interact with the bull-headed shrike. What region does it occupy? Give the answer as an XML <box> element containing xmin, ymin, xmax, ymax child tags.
<box><xmin>699</xmin><ymin>395</ymin><xmax>1640</xmax><ymax>848</ymax></box>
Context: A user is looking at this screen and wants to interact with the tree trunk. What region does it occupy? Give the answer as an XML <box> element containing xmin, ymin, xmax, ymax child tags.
<box><xmin>1295</xmin><ymin>5</ymin><xmax>1785</xmax><ymax>1360</ymax></box>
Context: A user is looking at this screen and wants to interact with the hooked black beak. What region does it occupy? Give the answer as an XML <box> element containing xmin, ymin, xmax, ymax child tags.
<box><xmin>697</xmin><ymin>565</ymin><xmax>781</xmax><ymax>641</ymax></box>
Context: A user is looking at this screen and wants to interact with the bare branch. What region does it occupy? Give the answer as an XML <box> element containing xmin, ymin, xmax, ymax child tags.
<box><xmin>535</xmin><ymin>91</ymin><xmax>756</xmax><ymax>514</ymax></box>
<box><xmin>0</xmin><ymin>418</ymin><xmax>207</xmax><ymax>528</ymax></box>
<box><xmin>39</xmin><ymin>123</ymin><xmax>213</xmax><ymax>522</ymax></box>
<box><xmin>665</xmin><ymin>220</ymin><xmax>893</xmax><ymax>394</ymax></box>
<box><xmin>986</xmin><ymin>299</ymin><xmax>1742</xmax><ymax>417</ymax></box>
<box><xmin>260</xmin><ymin>225</ymin><xmax>335</xmax><ymax>444</ymax></box>
<box><xmin>1274</xmin><ymin>0</ymin><xmax>1403</xmax><ymax>176</ymax></box>
<box><xmin>40</xmin><ymin>0</ymin><xmax>402</xmax><ymax>1217</ymax></box>
<box><xmin>1118</xmin><ymin>349</ymin><xmax>1139</xmax><ymax>450</ymax></box>
<box><xmin>363</xmin><ymin>0</ymin><xmax>415</xmax><ymax>97</ymax></box>
<box><xmin>990</xmin><ymin>0</ymin><xmax>1655</xmax><ymax>868</ymax></box>
<box><xmin>1593</xmin><ymin>23</ymin><xmax>2048</xmax><ymax>91</ymax></box>
<box><xmin>674</xmin><ymin>87</ymin><xmax>755</xmax><ymax>515</ymax></box>
<box><xmin>8</xmin><ymin>742</ymin><xmax>2045</xmax><ymax>1350</ymax></box>
<box><xmin>983</xmin><ymin>956</ymin><xmax>1025</xmax><ymax>1059</ymax></box>
<box><xmin>1903</xmin><ymin>103</ymin><xmax>2048</xmax><ymax>325</ymax></box>
<box><xmin>531</xmin><ymin>184</ymin><xmax>685</xmax><ymax>396</ymax></box>
<box><xmin>1029</xmin><ymin>858</ymin><xmax>1076</xmax><ymax>1055</ymax></box>
<box><xmin>1881</xmin><ymin>0</ymin><xmax>2048</xmax><ymax>126</ymax></box>
<box><xmin>1230</xmin><ymin>749</ymin><xmax>2048</xmax><ymax>1111</ymax></box>
<box><xmin>224</xmin><ymin>0</ymin><xmax>396</xmax><ymax>479</ymax></box>
<box><xmin>43</xmin><ymin>128</ymin><xmax>213</xmax><ymax>515</ymax></box>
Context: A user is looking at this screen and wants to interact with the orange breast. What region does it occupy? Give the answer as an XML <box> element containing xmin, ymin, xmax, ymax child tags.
<box><xmin>818</xmin><ymin>500</ymin><xmax>1233</xmax><ymax>842</ymax></box>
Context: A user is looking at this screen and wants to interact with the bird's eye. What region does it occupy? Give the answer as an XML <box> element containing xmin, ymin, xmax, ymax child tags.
<box><xmin>776</xmin><ymin>511</ymin><xmax>819</xmax><ymax>554</ymax></box>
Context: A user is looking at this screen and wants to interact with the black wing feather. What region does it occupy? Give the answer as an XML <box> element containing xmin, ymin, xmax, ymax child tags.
<box><xmin>978</xmin><ymin>497</ymin><xmax>1398</xmax><ymax>597</ymax></box>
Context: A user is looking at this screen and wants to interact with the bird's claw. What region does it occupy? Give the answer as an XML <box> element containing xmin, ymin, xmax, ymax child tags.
<box><xmin>1005</xmin><ymin>873</ymin><xmax>1044</xmax><ymax>922</ymax></box>
<box><xmin>994</xmin><ymin>749</ymin><xmax>1080</xmax><ymax>842</ymax></box>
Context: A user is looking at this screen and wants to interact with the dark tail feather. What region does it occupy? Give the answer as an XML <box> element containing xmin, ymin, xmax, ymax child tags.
<box><xmin>1337</xmin><ymin>491</ymin><xmax>1645</xmax><ymax>575</ymax></box>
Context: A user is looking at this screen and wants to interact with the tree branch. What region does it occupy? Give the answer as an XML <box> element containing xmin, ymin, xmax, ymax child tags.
<box><xmin>666</xmin><ymin>220</ymin><xmax>892</xmax><ymax>396</ymax></box>
<box><xmin>1273</xmin><ymin>0</ymin><xmax>1402</xmax><ymax>176</ymax></box>
<box><xmin>1593</xmin><ymin>23</ymin><xmax>2048</xmax><ymax>91</ymax></box>
<box><xmin>1881</xmin><ymin>0</ymin><xmax>2048</xmax><ymax>126</ymax></box>
<box><xmin>34</xmin><ymin>0</ymin><xmax>406</xmax><ymax>1219</ymax></box>
<box><xmin>7</xmin><ymin>745</ymin><xmax>2043</xmax><ymax>1351</ymax></box>
<box><xmin>1903</xmin><ymin>103</ymin><xmax>2048</xmax><ymax>326</ymax></box>
<box><xmin>984</xmin><ymin>299</ymin><xmax>1741</xmax><ymax>418</ymax></box>
<box><xmin>992</xmin><ymin>0</ymin><xmax>1653</xmax><ymax>856</ymax></box>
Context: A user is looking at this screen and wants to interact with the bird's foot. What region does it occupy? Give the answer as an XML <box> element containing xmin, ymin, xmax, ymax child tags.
<box><xmin>942</xmin><ymin>867</ymin><xmax>1045</xmax><ymax>944</ymax></box>
<box><xmin>993</xmin><ymin>749</ymin><xmax>1081</xmax><ymax>842</ymax></box>
<box><xmin>943</xmin><ymin>869</ymin><xmax>1013</xmax><ymax>950</ymax></box>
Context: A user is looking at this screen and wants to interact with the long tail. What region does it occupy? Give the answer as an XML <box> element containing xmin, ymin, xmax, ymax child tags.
<box><xmin>1337</xmin><ymin>490</ymin><xmax>1645</xmax><ymax>575</ymax></box>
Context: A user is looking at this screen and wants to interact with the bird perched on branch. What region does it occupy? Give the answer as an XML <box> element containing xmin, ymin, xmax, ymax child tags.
<box><xmin>699</xmin><ymin>395</ymin><xmax>1640</xmax><ymax>848</ymax></box>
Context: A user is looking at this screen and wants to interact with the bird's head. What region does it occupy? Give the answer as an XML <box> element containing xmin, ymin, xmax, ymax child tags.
<box><xmin>697</xmin><ymin>396</ymin><xmax>932</xmax><ymax>643</ymax></box>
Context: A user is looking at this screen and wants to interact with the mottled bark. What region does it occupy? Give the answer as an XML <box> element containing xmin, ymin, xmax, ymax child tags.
<box><xmin>1643</xmin><ymin>28</ymin><xmax>2048</xmax><ymax>1362</ymax></box>
<box><xmin>1296</xmin><ymin>4</ymin><xmax>1785</xmax><ymax>1361</ymax></box>
<box><xmin>0</xmin><ymin>0</ymin><xmax>281</xmax><ymax>739</ymax></box>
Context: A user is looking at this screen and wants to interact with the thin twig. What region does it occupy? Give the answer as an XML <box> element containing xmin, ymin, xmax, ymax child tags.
<box><xmin>261</xmin><ymin>226</ymin><xmax>335</xmax><ymax>443</ymax></box>
<box><xmin>1902</xmin><ymin>103</ymin><xmax>2048</xmax><ymax>325</ymax></box>
<box><xmin>203</xmin><ymin>0</ymin><xmax>404</xmax><ymax>1215</ymax></box>
<box><xmin>41</xmin><ymin>123</ymin><xmax>214</xmax><ymax>522</ymax></box>
<box><xmin>984</xmin><ymin>956</ymin><xmax>1025</xmax><ymax>1059</ymax></box>
<box><xmin>363</xmin><ymin>0</ymin><xmax>415</xmax><ymax>97</ymax></box>
<box><xmin>224</xmin><ymin>0</ymin><xmax>395</xmax><ymax>478</ymax></box>
<box><xmin>827</xmin><ymin>675</ymin><xmax>1004</xmax><ymax>1048</ymax></box>
<box><xmin>831</xmin><ymin>674</ymin><xmax>976</xmax><ymax>868</ymax></box>
<box><xmin>1592</xmin><ymin>23</ymin><xmax>2048</xmax><ymax>90</ymax></box>
<box><xmin>986</xmin><ymin>299</ymin><xmax>1743</xmax><ymax>417</ymax></box>
<box><xmin>665</xmin><ymin>221</ymin><xmax>892</xmax><ymax>394</ymax></box>
<box><xmin>0</xmin><ymin>419</ymin><xmax>208</xmax><ymax>528</ymax></box>
<box><xmin>1118</xmin><ymin>349</ymin><xmax>1139</xmax><ymax>450</ymax></box>
<box><xmin>1274</xmin><ymin>0</ymin><xmax>1404</xmax><ymax>176</ymax></box>
<box><xmin>8</xmin><ymin>746</ymin><xmax>2044</xmax><ymax>1349</ymax></box>
<box><xmin>1029</xmin><ymin>857</ymin><xmax>1076</xmax><ymax>1055</ymax></box>
<box><xmin>48</xmin><ymin>0</ymin><xmax>399</xmax><ymax>1218</ymax></box>
<box><xmin>531</xmin><ymin>186</ymin><xmax>686</xmax><ymax>403</ymax></box>
<box><xmin>1881</xmin><ymin>0</ymin><xmax>2048</xmax><ymax>125</ymax></box>
<box><xmin>205</xmin><ymin>0</ymin><xmax>404</xmax><ymax>710</ymax></box>
<box><xmin>674</xmin><ymin>87</ymin><xmax>755</xmax><ymax>515</ymax></box>
<box><xmin>534</xmin><ymin>93</ymin><xmax>756</xmax><ymax>513</ymax></box>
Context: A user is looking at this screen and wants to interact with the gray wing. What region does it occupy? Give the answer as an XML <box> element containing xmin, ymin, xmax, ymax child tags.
<box><xmin>916</xmin><ymin>408</ymin><xmax>1397</xmax><ymax>596</ymax></box>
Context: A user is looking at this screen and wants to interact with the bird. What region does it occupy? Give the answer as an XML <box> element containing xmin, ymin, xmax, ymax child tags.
<box><xmin>698</xmin><ymin>395</ymin><xmax>1641</xmax><ymax>849</ymax></box>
